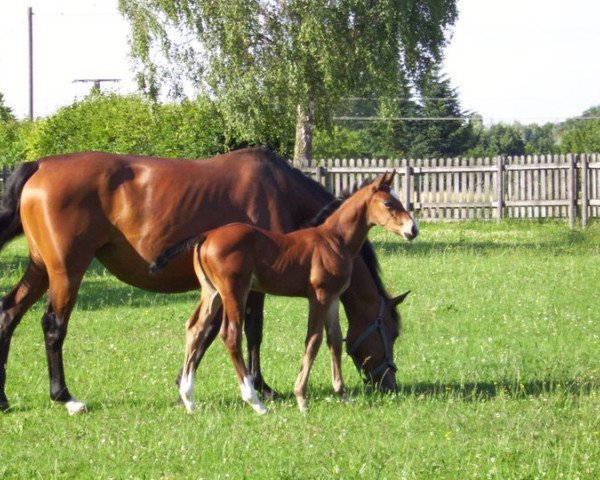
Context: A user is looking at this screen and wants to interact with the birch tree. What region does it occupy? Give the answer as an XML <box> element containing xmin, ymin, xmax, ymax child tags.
<box><xmin>119</xmin><ymin>0</ymin><xmax>457</xmax><ymax>167</ymax></box>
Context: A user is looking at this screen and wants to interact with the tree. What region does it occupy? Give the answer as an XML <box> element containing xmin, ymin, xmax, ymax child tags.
<box><xmin>0</xmin><ymin>92</ymin><xmax>15</xmax><ymax>123</ymax></box>
<box><xmin>118</xmin><ymin>0</ymin><xmax>458</xmax><ymax>166</ymax></box>
<box><xmin>407</xmin><ymin>66</ymin><xmax>476</xmax><ymax>158</ymax></box>
<box><xmin>559</xmin><ymin>106</ymin><xmax>600</xmax><ymax>153</ymax></box>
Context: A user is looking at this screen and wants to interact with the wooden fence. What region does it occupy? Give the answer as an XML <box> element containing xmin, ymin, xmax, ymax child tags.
<box><xmin>304</xmin><ymin>154</ymin><xmax>600</xmax><ymax>226</ymax></box>
<box><xmin>1</xmin><ymin>154</ymin><xmax>599</xmax><ymax>225</ymax></box>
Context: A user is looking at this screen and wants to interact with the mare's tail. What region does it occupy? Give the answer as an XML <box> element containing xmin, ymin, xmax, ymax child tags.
<box><xmin>0</xmin><ymin>161</ymin><xmax>39</xmax><ymax>250</ymax></box>
<box><xmin>149</xmin><ymin>234</ymin><xmax>207</xmax><ymax>274</ymax></box>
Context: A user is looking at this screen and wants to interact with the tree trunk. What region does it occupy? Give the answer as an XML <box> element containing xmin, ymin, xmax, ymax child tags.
<box><xmin>293</xmin><ymin>100</ymin><xmax>315</xmax><ymax>168</ymax></box>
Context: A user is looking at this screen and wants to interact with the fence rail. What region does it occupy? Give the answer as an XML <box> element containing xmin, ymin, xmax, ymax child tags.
<box><xmin>305</xmin><ymin>154</ymin><xmax>600</xmax><ymax>226</ymax></box>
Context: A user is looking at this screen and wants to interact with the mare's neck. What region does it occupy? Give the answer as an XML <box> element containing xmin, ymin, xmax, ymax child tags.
<box><xmin>320</xmin><ymin>191</ymin><xmax>372</xmax><ymax>257</ymax></box>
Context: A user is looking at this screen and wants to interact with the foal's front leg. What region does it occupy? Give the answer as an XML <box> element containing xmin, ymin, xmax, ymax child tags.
<box><xmin>324</xmin><ymin>299</ymin><xmax>345</xmax><ymax>398</ymax></box>
<box><xmin>293</xmin><ymin>297</ymin><xmax>331</xmax><ymax>412</ymax></box>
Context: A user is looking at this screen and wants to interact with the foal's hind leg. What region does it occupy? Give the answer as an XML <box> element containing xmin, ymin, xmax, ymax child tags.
<box><xmin>179</xmin><ymin>288</ymin><xmax>222</xmax><ymax>413</ymax></box>
<box><xmin>0</xmin><ymin>260</ymin><xmax>49</xmax><ymax>411</ymax></box>
<box><xmin>324</xmin><ymin>299</ymin><xmax>345</xmax><ymax>398</ymax></box>
<box><xmin>220</xmin><ymin>290</ymin><xmax>268</xmax><ymax>415</ymax></box>
<box><xmin>175</xmin><ymin>312</ymin><xmax>221</xmax><ymax>389</ymax></box>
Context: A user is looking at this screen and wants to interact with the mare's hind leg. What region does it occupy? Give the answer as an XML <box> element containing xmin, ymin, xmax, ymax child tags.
<box><xmin>244</xmin><ymin>291</ymin><xmax>279</xmax><ymax>400</ymax></box>
<box><xmin>179</xmin><ymin>288</ymin><xmax>223</xmax><ymax>413</ymax></box>
<box><xmin>324</xmin><ymin>299</ymin><xmax>345</xmax><ymax>398</ymax></box>
<box><xmin>43</xmin><ymin>268</ymin><xmax>89</xmax><ymax>415</ymax></box>
<box><xmin>0</xmin><ymin>259</ymin><xmax>49</xmax><ymax>411</ymax></box>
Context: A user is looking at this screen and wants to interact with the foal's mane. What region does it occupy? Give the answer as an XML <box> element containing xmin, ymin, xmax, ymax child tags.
<box><xmin>243</xmin><ymin>149</ymin><xmax>398</xmax><ymax>322</ymax></box>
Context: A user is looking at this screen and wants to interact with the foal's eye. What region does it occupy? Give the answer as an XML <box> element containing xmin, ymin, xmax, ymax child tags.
<box><xmin>383</xmin><ymin>200</ymin><xmax>393</xmax><ymax>208</ymax></box>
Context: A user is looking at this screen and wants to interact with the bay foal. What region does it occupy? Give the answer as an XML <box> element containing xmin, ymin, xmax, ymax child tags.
<box><xmin>153</xmin><ymin>171</ymin><xmax>417</xmax><ymax>414</ymax></box>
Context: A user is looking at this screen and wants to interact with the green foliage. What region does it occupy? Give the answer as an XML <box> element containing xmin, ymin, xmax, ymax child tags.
<box><xmin>559</xmin><ymin>106</ymin><xmax>600</xmax><ymax>153</ymax></box>
<box><xmin>0</xmin><ymin>120</ymin><xmax>35</xmax><ymax>167</ymax></box>
<box><xmin>26</xmin><ymin>92</ymin><xmax>228</xmax><ymax>160</ymax></box>
<box><xmin>0</xmin><ymin>92</ymin><xmax>15</xmax><ymax>123</ymax></box>
<box><xmin>1</xmin><ymin>222</ymin><xmax>599</xmax><ymax>477</ymax></box>
<box><xmin>465</xmin><ymin>123</ymin><xmax>527</xmax><ymax>157</ymax></box>
<box><xmin>407</xmin><ymin>67</ymin><xmax>476</xmax><ymax>158</ymax></box>
<box><xmin>118</xmin><ymin>0</ymin><xmax>458</xmax><ymax>156</ymax></box>
<box><xmin>315</xmin><ymin>67</ymin><xmax>478</xmax><ymax>159</ymax></box>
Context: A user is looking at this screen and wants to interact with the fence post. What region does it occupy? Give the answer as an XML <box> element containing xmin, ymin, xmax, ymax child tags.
<box><xmin>496</xmin><ymin>156</ymin><xmax>505</xmax><ymax>221</ymax></box>
<box><xmin>568</xmin><ymin>154</ymin><xmax>576</xmax><ymax>229</ymax></box>
<box><xmin>581</xmin><ymin>154</ymin><xmax>589</xmax><ymax>227</ymax></box>
<box><xmin>315</xmin><ymin>165</ymin><xmax>325</xmax><ymax>186</ymax></box>
<box><xmin>404</xmin><ymin>165</ymin><xmax>413</xmax><ymax>212</ymax></box>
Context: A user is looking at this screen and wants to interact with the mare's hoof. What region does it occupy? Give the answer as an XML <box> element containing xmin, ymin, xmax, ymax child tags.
<box><xmin>65</xmin><ymin>398</ymin><xmax>87</xmax><ymax>415</ymax></box>
<box><xmin>260</xmin><ymin>388</ymin><xmax>281</xmax><ymax>401</ymax></box>
<box><xmin>0</xmin><ymin>401</ymin><xmax>10</xmax><ymax>412</ymax></box>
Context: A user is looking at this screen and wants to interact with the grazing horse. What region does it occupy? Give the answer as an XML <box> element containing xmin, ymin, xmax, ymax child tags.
<box><xmin>0</xmin><ymin>147</ymin><xmax>416</xmax><ymax>414</ymax></box>
<box><xmin>152</xmin><ymin>172</ymin><xmax>415</xmax><ymax>414</ymax></box>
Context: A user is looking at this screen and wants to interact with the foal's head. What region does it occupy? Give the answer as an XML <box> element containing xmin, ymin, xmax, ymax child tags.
<box><xmin>365</xmin><ymin>171</ymin><xmax>418</xmax><ymax>241</ymax></box>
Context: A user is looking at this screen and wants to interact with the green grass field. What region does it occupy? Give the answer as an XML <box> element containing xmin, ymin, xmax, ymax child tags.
<box><xmin>1</xmin><ymin>221</ymin><xmax>599</xmax><ymax>479</ymax></box>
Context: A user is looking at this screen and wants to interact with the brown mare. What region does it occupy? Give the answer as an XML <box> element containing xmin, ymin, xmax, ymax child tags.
<box><xmin>0</xmin><ymin>147</ymin><xmax>417</xmax><ymax>414</ymax></box>
<box><xmin>152</xmin><ymin>172</ymin><xmax>415</xmax><ymax>414</ymax></box>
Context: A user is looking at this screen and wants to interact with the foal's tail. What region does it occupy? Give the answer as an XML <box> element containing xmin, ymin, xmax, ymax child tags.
<box><xmin>0</xmin><ymin>161</ymin><xmax>39</xmax><ymax>251</ymax></box>
<box><xmin>149</xmin><ymin>234</ymin><xmax>207</xmax><ymax>274</ymax></box>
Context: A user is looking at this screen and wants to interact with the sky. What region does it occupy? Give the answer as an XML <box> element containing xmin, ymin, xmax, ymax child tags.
<box><xmin>1</xmin><ymin>0</ymin><xmax>600</xmax><ymax>124</ymax></box>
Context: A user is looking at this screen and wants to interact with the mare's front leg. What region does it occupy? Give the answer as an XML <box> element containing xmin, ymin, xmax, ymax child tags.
<box><xmin>324</xmin><ymin>299</ymin><xmax>345</xmax><ymax>399</ymax></box>
<box><xmin>294</xmin><ymin>295</ymin><xmax>331</xmax><ymax>413</ymax></box>
<box><xmin>179</xmin><ymin>290</ymin><xmax>222</xmax><ymax>413</ymax></box>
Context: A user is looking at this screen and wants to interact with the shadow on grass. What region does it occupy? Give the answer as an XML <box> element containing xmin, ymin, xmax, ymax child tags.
<box><xmin>395</xmin><ymin>378</ymin><xmax>598</xmax><ymax>400</ymax></box>
<box><xmin>372</xmin><ymin>235</ymin><xmax>595</xmax><ymax>257</ymax></box>
<box><xmin>3</xmin><ymin>378</ymin><xmax>597</xmax><ymax>416</ymax></box>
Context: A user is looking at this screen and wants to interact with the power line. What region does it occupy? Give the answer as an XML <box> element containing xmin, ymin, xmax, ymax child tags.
<box><xmin>334</xmin><ymin>116</ymin><xmax>600</xmax><ymax>122</ymax></box>
<box><xmin>334</xmin><ymin>116</ymin><xmax>474</xmax><ymax>122</ymax></box>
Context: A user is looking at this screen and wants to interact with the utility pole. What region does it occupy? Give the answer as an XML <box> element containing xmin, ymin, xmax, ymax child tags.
<box><xmin>28</xmin><ymin>6</ymin><xmax>33</xmax><ymax>119</ymax></box>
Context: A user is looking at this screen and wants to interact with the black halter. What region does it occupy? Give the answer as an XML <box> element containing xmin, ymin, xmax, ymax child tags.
<box><xmin>346</xmin><ymin>296</ymin><xmax>397</xmax><ymax>381</ymax></box>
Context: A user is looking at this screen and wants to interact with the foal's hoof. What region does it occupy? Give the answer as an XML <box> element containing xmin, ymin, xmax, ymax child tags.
<box><xmin>65</xmin><ymin>398</ymin><xmax>87</xmax><ymax>415</ymax></box>
<box><xmin>181</xmin><ymin>398</ymin><xmax>196</xmax><ymax>414</ymax></box>
<box><xmin>296</xmin><ymin>398</ymin><xmax>308</xmax><ymax>414</ymax></box>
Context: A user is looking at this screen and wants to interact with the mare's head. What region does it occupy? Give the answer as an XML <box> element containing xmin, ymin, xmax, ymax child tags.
<box><xmin>365</xmin><ymin>171</ymin><xmax>418</xmax><ymax>241</ymax></box>
<box><xmin>345</xmin><ymin>286</ymin><xmax>411</xmax><ymax>392</ymax></box>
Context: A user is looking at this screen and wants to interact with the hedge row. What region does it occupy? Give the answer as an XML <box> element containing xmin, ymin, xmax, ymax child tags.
<box><xmin>0</xmin><ymin>93</ymin><xmax>233</xmax><ymax>166</ymax></box>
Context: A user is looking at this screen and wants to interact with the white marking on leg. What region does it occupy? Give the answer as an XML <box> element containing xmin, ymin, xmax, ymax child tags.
<box><xmin>240</xmin><ymin>376</ymin><xmax>268</xmax><ymax>415</ymax></box>
<box><xmin>65</xmin><ymin>398</ymin><xmax>87</xmax><ymax>415</ymax></box>
<box><xmin>179</xmin><ymin>372</ymin><xmax>196</xmax><ymax>413</ymax></box>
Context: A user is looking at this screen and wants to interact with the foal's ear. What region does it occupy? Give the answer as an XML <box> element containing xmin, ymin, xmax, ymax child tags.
<box><xmin>373</xmin><ymin>170</ymin><xmax>396</xmax><ymax>190</ymax></box>
<box><xmin>391</xmin><ymin>290</ymin><xmax>410</xmax><ymax>306</ymax></box>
